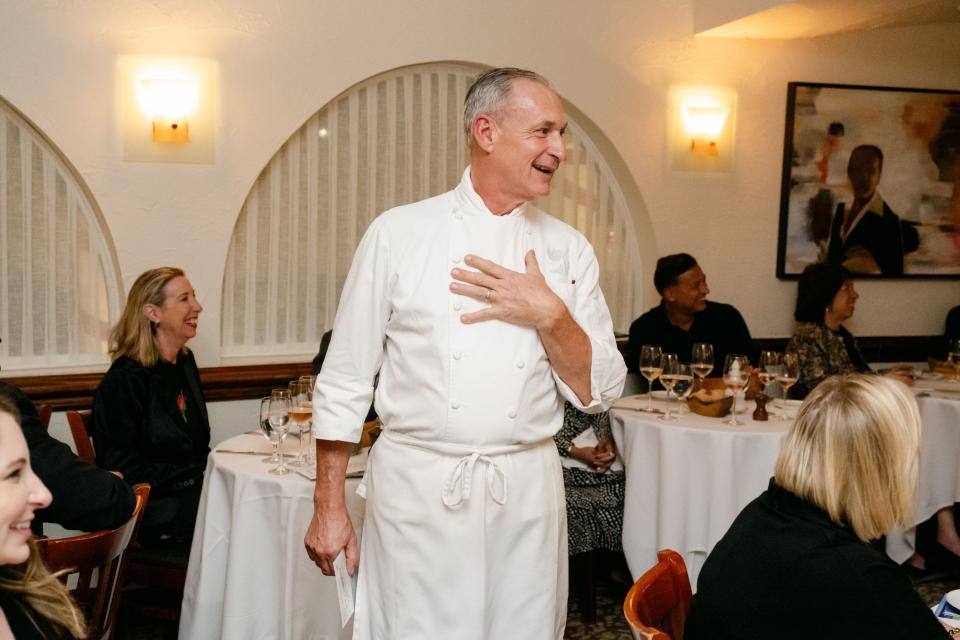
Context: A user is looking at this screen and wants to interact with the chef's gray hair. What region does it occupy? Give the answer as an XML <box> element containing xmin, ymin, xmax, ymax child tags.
<box><xmin>463</xmin><ymin>67</ymin><xmax>550</xmax><ymax>142</ymax></box>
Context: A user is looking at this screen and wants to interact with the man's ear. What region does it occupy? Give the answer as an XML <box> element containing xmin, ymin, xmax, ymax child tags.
<box><xmin>471</xmin><ymin>114</ymin><xmax>497</xmax><ymax>153</ymax></box>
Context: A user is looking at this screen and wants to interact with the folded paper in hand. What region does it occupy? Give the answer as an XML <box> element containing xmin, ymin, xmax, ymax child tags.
<box><xmin>333</xmin><ymin>550</ymin><xmax>358</xmax><ymax>628</ymax></box>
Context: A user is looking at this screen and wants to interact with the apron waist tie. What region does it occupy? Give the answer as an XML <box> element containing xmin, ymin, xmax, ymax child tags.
<box><xmin>380</xmin><ymin>429</ymin><xmax>550</xmax><ymax>510</ymax></box>
<box><xmin>442</xmin><ymin>452</ymin><xmax>507</xmax><ymax>507</ymax></box>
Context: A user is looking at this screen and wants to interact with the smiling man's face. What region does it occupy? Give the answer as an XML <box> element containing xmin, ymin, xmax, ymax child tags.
<box><xmin>486</xmin><ymin>78</ymin><xmax>567</xmax><ymax>208</ymax></box>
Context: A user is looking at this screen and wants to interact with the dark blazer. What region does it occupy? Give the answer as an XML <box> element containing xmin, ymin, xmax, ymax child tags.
<box><xmin>685</xmin><ymin>482</ymin><xmax>950</xmax><ymax>640</ymax></box>
<box><xmin>92</xmin><ymin>352</ymin><xmax>210</xmax><ymax>497</ymax></box>
<box><xmin>0</xmin><ymin>381</ymin><xmax>134</xmax><ymax>534</ymax></box>
<box><xmin>826</xmin><ymin>199</ymin><xmax>914</xmax><ymax>276</ymax></box>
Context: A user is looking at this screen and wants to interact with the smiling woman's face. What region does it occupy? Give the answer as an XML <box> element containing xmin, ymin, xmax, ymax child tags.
<box><xmin>0</xmin><ymin>411</ymin><xmax>51</xmax><ymax>565</ymax></box>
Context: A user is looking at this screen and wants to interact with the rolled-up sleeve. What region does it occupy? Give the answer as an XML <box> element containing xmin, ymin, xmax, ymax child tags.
<box><xmin>312</xmin><ymin>216</ymin><xmax>393</xmax><ymax>443</ymax></box>
<box><xmin>552</xmin><ymin>239</ymin><xmax>626</xmax><ymax>413</ymax></box>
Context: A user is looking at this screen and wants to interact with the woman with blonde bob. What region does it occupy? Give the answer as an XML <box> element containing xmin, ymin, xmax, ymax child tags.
<box><xmin>91</xmin><ymin>267</ymin><xmax>210</xmax><ymax>547</ymax></box>
<box><xmin>0</xmin><ymin>397</ymin><xmax>85</xmax><ymax>639</ymax></box>
<box><xmin>686</xmin><ymin>375</ymin><xmax>950</xmax><ymax>640</ymax></box>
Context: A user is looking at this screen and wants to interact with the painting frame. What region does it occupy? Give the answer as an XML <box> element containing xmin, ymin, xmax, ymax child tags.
<box><xmin>776</xmin><ymin>81</ymin><xmax>960</xmax><ymax>280</ymax></box>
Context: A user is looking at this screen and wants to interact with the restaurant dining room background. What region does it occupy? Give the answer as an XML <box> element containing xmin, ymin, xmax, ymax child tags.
<box><xmin>0</xmin><ymin>0</ymin><xmax>958</xmax><ymax>446</ymax></box>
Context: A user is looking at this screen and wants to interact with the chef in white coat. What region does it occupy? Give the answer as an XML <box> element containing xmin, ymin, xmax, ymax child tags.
<box><xmin>304</xmin><ymin>67</ymin><xmax>626</xmax><ymax>640</ymax></box>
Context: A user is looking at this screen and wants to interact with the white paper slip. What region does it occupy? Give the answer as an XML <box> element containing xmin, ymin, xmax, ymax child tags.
<box><xmin>295</xmin><ymin>447</ymin><xmax>369</xmax><ymax>481</ymax></box>
<box><xmin>333</xmin><ymin>549</ymin><xmax>358</xmax><ymax>628</ymax></box>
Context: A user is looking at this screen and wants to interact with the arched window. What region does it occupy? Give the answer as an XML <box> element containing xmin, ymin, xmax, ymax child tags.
<box><xmin>222</xmin><ymin>62</ymin><xmax>645</xmax><ymax>360</ymax></box>
<box><xmin>0</xmin><ymin>98</ymin><xmax>121</xmax><ymax>373</ymax></box>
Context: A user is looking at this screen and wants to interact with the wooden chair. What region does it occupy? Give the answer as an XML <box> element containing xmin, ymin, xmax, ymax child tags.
<box><xmin>37</xmin><ymin>484</ymin><xmax>150</xmax><ymax>640</ymax></box>
<box><xmin>66</xmin><ymin>409</ymin><xmax>96</xmax><ymax>463</ymax></box>
<box><xmin>623</xmin><ymin>549</ymin><xmax>692</xmax><ymax>640</ymax></box>
<box><xmin>65</xmin><ymin>408</ymin><xmax>188</xmax><ymax>623</ymax></box>
<box><xmin>36</xmin><ymin>403</ymin><xmax>53</xmax><ymax>432</ymax></box>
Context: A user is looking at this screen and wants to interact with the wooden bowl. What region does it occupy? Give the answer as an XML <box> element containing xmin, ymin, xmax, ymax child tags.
<box><xmin>688</xmin><ymin>393</ymin><xmax>733</xmax><ymax>418</ymax></box>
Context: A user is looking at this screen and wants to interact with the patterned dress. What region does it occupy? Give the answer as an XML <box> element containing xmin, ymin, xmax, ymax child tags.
<box><xmin>786</xmin><ymin>322</ymin><xmax>872</xmax><ymax>399</ymax></box>
<box><xmin>554</xmin><ymin>402</ymin><xmax>625</xmax><ymax>556</ymax></box>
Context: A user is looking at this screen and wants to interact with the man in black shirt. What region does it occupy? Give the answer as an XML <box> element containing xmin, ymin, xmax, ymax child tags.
<box><xmin>0</xmin><ymin>342</ymin><xmax>134</xmax><ymax>533</ymax></box>
<box><xmin>625</xmin><ymin>253</ymin><xmax>757</xmax><ymax>376</ymax></box>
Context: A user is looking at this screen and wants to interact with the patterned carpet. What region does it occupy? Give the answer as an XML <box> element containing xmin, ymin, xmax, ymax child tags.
<box><xmin>123</xmin><ymin>572</ymin><xmax>960</xmax><ymax>639</ymax></box>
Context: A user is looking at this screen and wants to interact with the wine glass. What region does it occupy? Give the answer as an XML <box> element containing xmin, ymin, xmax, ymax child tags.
<box><xmin>775</xmin><ymin>353</ymin><xmax>800</xmax><ymax>421</ymax></box>
<box><xmin>691</xmin><ymin>343</ymin><xmax>714</xmax><ymax>392</ymax></box>
<box><xmin>723</xmin><ymin>354</ymin><xmax>751</xmax><ymax>426</ymax></box>
<box><xmin>758</xmin><ymin>351</ymin><xmax>781</xmax><ymax>396</ymax></box>
<box><xmin>299</xmin><ymin>375</ymin><xmax>317</xmax><ymax>464</ymax></box>
<box><xmin>658</xmin><ymin>353</ymin><xmax>680</xmax><ymax>421</ymax></box>
<box><xmin>949</xmin><ymin>339</ymin><xmax>960</xmax><ymax>383</ymax></box>
<box><xmin>287</xmin><ymin>379</ymin><xmax>313</xmax><ymax>468</ymax></box>
<box><xmin>639</xmin><ymin>345</ymin><xmax>663</xmax><ymax>412</ymax></box>
<box><xmin>268</xmin><ymin>389</ymin><xmax>292</xmax><ymax>475</ymax></box>
<box><xmin>258</xmin><ymin>397</ymin><xmax>281</xmax><ymax>464</ymax></box>
<box><xmin>663</xmin><ymin>362</ymin><xmax>693</xmax><ymax>421</ymax></box>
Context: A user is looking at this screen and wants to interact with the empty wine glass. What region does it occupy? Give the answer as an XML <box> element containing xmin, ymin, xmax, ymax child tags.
<box><xmin>268</xmin><ymin>389</ymin><xmax>292</xmax><ymax>475</ymax></box>
<box><xmin>775</xmin><ymin>352</ymin><xmax>800</xmax><ymax>421</ymax></box>
<box><xmin>287</xmin><ymin>379</ymin><xmax>313</xmax><ymax>467</ymax></box>
<box><xmin>258</xmin><ymin>396</ymin><xmax>281</xmax><ymax>464</ymax></box>
<box><xmin>723</xmin><ymin>354</ymin><xmax>751</xmax><ymax>426</ymax></box>
<box><xmin>949</xmin><ymin>339</ymin><xmax>960</xmax><ymax>383</ymax></box>
<box><xmin>658</xmin><ymin>353</ymin><xmax>680</xmax><ymax>421</ymax></box>
<box><xmin>691</xmin><ymin>343</ymin><xmax>714</xmax><ymax>392</ymax></box>
<box><xmin>758</xmin><ymin>351</ymin><xmax>781</xmax><ymax>396</ymax></box>
<box><xmin>639</xmin><ymin>345</ymin><xmax>663</xmax><ymax>412</ymax></box>
<box><xmin>299</xmin><ymin>375</ymin><xmax>317</xmax><ymax>464</ymax></box>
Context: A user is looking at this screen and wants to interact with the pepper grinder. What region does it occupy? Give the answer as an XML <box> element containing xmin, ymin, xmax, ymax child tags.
<box><xmin>752</xmin><ymin>393</ymin><xmax>769</xmax><ymax>421</ymax></box>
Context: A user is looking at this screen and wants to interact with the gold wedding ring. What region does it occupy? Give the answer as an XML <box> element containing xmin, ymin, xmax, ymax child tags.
<box><xmin>485</xmin><ymin>289</ymin><xmax>493</xmax><ymax>303</ymax></box>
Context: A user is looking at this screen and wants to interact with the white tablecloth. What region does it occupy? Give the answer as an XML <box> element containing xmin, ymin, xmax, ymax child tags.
<box><xmin>613</xmin><ymin>384</ymin><xmax>960</xmax><ymax>589</ymax></box>
<box><xmin>179</xmin><ymin>433</ymin><xmax>366</xmax><ymax>640</ymax></box>
<box><xmin>610</xmin><ymin>395</ymin><xmax>789</xmax><ymax>590</ymax></box>
<box><xmin>887</xmin><ymin>381</ymin><xmax>960</xmax><ymax>562</ymax></box>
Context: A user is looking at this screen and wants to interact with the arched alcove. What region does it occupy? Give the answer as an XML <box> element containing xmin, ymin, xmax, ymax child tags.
<box><xmin>0</xmin><ymin>96</ymin><xmax>122</xmax><ymax>372</ymax></box>
<box><xmin>222</xmin><ymin>62</ymin><xmax>653</xmax><ymax>359</ymax></box>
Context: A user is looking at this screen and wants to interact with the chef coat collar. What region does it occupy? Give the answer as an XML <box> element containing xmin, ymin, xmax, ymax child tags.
<box><xmin>454</xmin><ymin>166</ymin><xmax>527</xmax><ymax>219</ymax></box>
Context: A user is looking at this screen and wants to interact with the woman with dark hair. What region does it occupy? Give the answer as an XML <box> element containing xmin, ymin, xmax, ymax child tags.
<box><xmin>92</xmin><ymin>267</ymin><xmax>209</xmax><ymax>547</ymax></box>
<box><xmin>786</xmin><ymin>261</ymin><xmax>910</xmax><ymax>399</ymax></box>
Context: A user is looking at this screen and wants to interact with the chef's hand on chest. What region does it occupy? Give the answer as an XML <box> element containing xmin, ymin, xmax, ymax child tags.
<box><xmin>449</xmin><ymin>251</ymin><xmax>567</xmax><ymax>331</ymax></box>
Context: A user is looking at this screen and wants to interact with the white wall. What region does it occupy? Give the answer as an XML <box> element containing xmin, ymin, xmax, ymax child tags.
<box><xmin>1</xmin><ymin>0</ymin><xmax>958</xmax><ymax>372</ymax></box>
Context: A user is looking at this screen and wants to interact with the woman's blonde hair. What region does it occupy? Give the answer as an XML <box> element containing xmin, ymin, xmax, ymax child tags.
<box><xmin>0</xmin><ymin>403</ymin><xmax>85</xmax><ymax>639</ymax></box>
<box><xmin>109</xmin><ymin>266</ymin><xmax>185</xmax><ymax>367</ymax></box>
<box><xmin>774</xmin><ymin>374</ymin><xmax>921</xmax><ymax>542</ymax></box>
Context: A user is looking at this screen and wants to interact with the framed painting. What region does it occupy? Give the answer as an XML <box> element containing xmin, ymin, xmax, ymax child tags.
<box><xmin>776</xmin><ymin>81</ymin><xmax>960</xmax><ymax>278</ymax></box>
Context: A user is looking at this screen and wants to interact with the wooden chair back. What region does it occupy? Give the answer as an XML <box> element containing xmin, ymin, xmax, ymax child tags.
<box><xmin>67</xmin><ymin>409</ymin><xmax>96</xmax><ymax>463</ymax></box>
<box><xmin>37</xmin><ymin>484</ymin><xmax>150</xmax><ymax>640</ymax></box>
<box><xmin>623</xmin><ymin>549</ymin><xmax>692</xmax><ymax>640</ymax></box>
<box><xmin>36</xmin><ymin>403</ymin><xmax>53</xmax><ymax>432</ymax></box>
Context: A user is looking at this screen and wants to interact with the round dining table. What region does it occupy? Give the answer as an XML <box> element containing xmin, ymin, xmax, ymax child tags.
<box><xmin>179</xmin><ymin>433</ymin><xmax>366</xmax><ymax>640</ymax></box>
<box><xmin>612</xmin><ymin>381</ymin><xmax>960</xmax><ymax>591</ymax></box>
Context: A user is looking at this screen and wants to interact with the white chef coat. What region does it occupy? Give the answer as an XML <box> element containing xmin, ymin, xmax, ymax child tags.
<box><xmin>312</xmin><ymin>167</ymin><xmax>626</xmax><ymax>639</ymax></box>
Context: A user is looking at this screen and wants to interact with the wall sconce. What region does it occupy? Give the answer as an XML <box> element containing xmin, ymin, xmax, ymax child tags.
<box><xmin>119</xmin><ymin>56</ymin><xmax>217</xmax><ymax>164</ymax></box>
<box><xmin>136</xmin><ymin>75</ymin><xmax>199</xmax><ymax>143</ymax></box>
<box><xmin>669</xmin><ymin>86</ymin><xmax>737</xmax><ymax>172</ymax></box>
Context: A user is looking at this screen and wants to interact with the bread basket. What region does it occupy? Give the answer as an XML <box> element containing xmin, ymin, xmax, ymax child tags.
<box><xmin>687</xmin><ymin>389</ymin><xmax>734</xmax><ymax>418</ymax></box>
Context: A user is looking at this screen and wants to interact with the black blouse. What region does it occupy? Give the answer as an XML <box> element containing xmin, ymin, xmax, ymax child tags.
<box><xmin>91</xmin><ymin>351</ymin><xmax>210</xmax><ymax>497</ymax></box>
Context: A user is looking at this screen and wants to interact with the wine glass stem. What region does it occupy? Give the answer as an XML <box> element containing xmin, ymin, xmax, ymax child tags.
<box><xmin>277</xmin><ymin>434</ymin><xmax>287</xmax><ymax>473</ymax></box>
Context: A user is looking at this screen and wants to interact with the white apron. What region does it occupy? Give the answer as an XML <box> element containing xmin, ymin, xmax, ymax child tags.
<box><xmin>352</xmin><ymin>430</ymin><xmax>568</xmax><ymax>640</ymax></box>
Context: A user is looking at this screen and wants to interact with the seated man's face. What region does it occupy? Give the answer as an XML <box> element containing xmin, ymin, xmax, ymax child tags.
<box><xmin>664</xmin><ymin>266</ymin><xmax>709</xmax><ymax>314</ymax></box>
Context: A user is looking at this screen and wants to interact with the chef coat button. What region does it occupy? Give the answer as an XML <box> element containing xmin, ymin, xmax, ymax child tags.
<box><xmin>508</xmin><ymin>410</ymin><xmax>518</xmax><ymax>419</ymax></box>
<box><xmin>451</xmin><ymin>401</ymin><xmax>460</xmax><ymax>410</ymax></box>
<box><xmin>454</xmin><ymin>211</ymin><xmax>463</xmax><ymax>220</ymax></box>
<box><xmin>452</xmin><ymin>255</ymin><xmax>461</xmax><ymax>263</ymax></box>
<box><xmin>453</xmin><ymin>302</ymin><xmax>462</xmax><ymax>311</ymax></box>
<box><xmin>525</xmin><ymin>228</ymin><xmax>532</xmax><ymax>235</ymax></box>
<box><xmin>515</xmin><ymin>360</ymin><xmax>525</xmax><ymax>368</ymax></box>
<box><xmin>453</xmin><ymin>352</ymin><xmax>462</xmax><ymax>360</ymax></box>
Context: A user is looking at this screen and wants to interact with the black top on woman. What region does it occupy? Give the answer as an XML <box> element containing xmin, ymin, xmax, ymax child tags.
<box><xmin>92</xmin><ymin>267</ymin><xmax>209</xmax><ymax>544</ymax></box>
